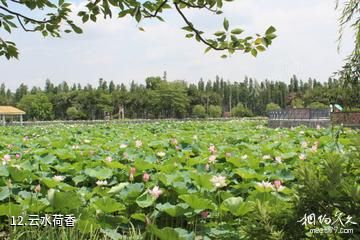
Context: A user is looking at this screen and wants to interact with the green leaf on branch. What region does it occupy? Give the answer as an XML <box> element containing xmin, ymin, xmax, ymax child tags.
<box><xmin>265</xmin><ymin>26</ymin><xmax>276</xmax><ymax>35</ymax></box>
<box><xmin>223</xmin><ymin>18</ymin><xmax>229</xmax><ymax>31</ymax></box>
<box><xmin>231</xmin><ymin>28</ymin><xmax>244</xmax><ymax>35</ymax></box>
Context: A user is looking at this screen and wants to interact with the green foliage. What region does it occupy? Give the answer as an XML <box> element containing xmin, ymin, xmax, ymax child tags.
<box><xmin>66</xmin><ymin>106</ymin><xmax>85</xmax><ymax>120</ymax></box>
<box><xmin>17</xmin><ymin>92</ymin><xmax>53</xmax><ymax>120</ymax></box>
<box><xmin>192</xmin><ymin>104</ymin><xmax>206</xmax><ymax>118</ymax></box>
<box><xmin>306</xmin><ymin>101</ymin><xmax>328</xmax><ymax>109</ymax></box>
<box><xmin>208</xmin><ymin>105</ymin><xmax>222</xmax><ymax>118</ymax></box>
<box><xmin>266</xmin><ymin>102</ymin><xmax>281</xmax><ymax>112</ymax></box>
<box><xmin>290</xmin><ymin>148</ymin><xmax>360</xmax><ymax>239</ymax></box>
<box><xmin>291</xmin><ymin>98</ymin><xmax>304</xmax><ymax>108</ymax></box>
<box><xmin>0</xmin><ymin>121</ymin><xmax>359</xmax><ymax>239</ymax></box>
<box><xmin>0</xmin><ymin>0</ymin><xmax>277</xmax><ymax>59</ymax></box>
<box><xmin>0</xmin><ymin>74</ymin><xmax>358</xmax><ymax>120</ymax></box>
<box><xmin>231</xmin><ymin>102</ymin><xmax>253</xmax><ymax>117</ymax></box>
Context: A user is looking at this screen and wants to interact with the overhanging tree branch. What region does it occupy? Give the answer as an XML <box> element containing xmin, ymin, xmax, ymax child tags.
<box><xmin>144</xmin><ymin>0</ymin><xmax>168</xmax><ymax>18</ymax></box>
<box><xmin>177</xmin><ymin>0</ymin><xmax>217</xmax><ymax>13</ymax></box>
<box><xmin>174</xmin><ymin>2</ymin><xmax>225</xmax><ymax>51</ymax></box>
<box><xmin>0</xmin><ymin>5</ymin><xmax>52</xmax><ymax>24</ymax></box>
<box><xmin>16</xmin><ymin>15</ymin><xmax>37</xmax><ymax>32</ymax></box>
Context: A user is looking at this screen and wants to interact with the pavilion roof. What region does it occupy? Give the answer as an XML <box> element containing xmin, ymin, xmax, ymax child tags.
<box><xmin>0</xmin><ymin>106</ymin><xmax>26</xmax><ymax>115</ymax></box>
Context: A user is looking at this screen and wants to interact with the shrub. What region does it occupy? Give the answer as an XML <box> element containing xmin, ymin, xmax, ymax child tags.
<box><xmin>291</xmin><ymin>98</ymin><xmax>304</xmax><ymax>108</ymax></box>
<box><xmin>66</xmin><ymin>107</ymin><xmax>86</xmax><ymax>120</ymax></box>
<box><xmin>208</xmin><ymin>105</ymin><xmax>222</xmax><ymax>118</ymax></box>
<box><xmin>192</xmin><ymin>105</ymin><xmax>206</xmax><ymax>118</ymax></box>
<box><xmin>231</xmin><ymin>103</ymin><xmax>253</xmax><ymax>117</ymax></box>
<box><xmin>307</xmin><ymin>102</ymin><xmax>328</xmax><ymax>109</ymax></box>
<box><xmin>266</xmin><ymin>102</ymin><xmax>281</xmax><ymax>112</ymax></box>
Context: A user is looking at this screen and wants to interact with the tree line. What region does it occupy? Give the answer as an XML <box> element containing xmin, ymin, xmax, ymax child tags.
<box><xmin>0</xmin><ymin>73</ymin><xmax>359</xmax><ymax>121</ymax></box>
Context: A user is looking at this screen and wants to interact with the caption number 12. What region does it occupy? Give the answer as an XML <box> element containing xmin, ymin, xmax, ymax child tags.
<box><xmin>10</xmin><ymin>216</ymin><xmax>24</xmax><ymax>226</ymax></box>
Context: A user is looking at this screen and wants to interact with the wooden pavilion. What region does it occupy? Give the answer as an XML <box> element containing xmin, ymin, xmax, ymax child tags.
<box><xmin>0</xmin><ymin>106</ymin><xmax>26</xmax><ymax>126</ymax></box>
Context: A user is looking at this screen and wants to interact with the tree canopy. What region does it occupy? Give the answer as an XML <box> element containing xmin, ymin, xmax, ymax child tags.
<box><xmin>0</xmin><ymin>0</ymin><xmax>277</xmax><ymax>59</ymax></box>
<box><xmin>0</xmin><ymin>73</ymin><xmax>358</xmax><ymax>121</ymax></box>
<box><xmin>334</xmin><ymin>0</ymin><xmax>359</xmax><ymax>109</ymax></box>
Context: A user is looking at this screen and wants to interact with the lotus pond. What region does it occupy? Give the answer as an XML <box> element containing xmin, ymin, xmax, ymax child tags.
<box><xmin>0</xmin><ymin>120</ymin><xmax>359</xmax><ymax>240</ymax></box>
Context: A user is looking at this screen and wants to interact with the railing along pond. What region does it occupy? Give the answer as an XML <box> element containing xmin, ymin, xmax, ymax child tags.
<box><xmin>268</xmin><ymin>108</ymin><xmax>331</xmax><ymax>128</ymax></box>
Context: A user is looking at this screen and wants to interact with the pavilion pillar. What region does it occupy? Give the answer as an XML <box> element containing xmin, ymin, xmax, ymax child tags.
<box><xmin>2</xmin><ymin>115</ymin><xmax>5</xmax><ymax>126</ymax></box>
<box><xmin>20</xmin><ymin>115</ymin><xmax>23</xmax><ymax>126</ymax></box>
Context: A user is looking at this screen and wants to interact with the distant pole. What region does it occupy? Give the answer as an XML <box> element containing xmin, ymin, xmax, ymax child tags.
<box><xmin>2</xmin><ymin>115</ymin><xmax>5</xmax><ymax>126</ymax></box>
<box><xmin>118</xmin><ymin>105</ymin><xmax>124</xmax><ymax>120</ymax></box>
<box><xmin>229</xmin><ymin>88</ymin><xmax>232</xmax><ymax>116</ymax></box>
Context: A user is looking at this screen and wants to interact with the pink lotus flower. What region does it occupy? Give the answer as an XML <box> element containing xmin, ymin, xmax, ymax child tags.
<box><xmin>15</xmin><ymin>153</ymin><xmax>21</xmax><ymax>159</ymax></box>
<box><xmin>201</xmin><ymin>211</ymin><xmax>209</xmax><ymax>218</ymax></box>
<box><xmin>311</xmin><ymin>144</ymin><xmax>318</xmax><ymax>152</ymax></box>
<box><xmin>130</xmin><ymin>167</ymin><xmax>136</xmax><ymax>175</ymax></box>
<box><xmin>275</xmin><ymin>156</ymin><xmax>282</xmax><ymax>163</ymax></box>
<box><xmin>129</xmin><ymin>167</ymin><xmax>136</xmax><ymax>181</ymax></box>
<box><xmin>208</xmin><ymin>155</ymin><xmax>216</xmax><ymax>164</ymax></box>
<box><xmin>273</xmin><ymin>180</ymin><xmax>285</xmax><ymax>192</ymax></box>
<box><xmin>301</xmin><ymin>141</ymin><xmax>308</xmax><ymax>148</ymax></box>
<box><xmin>299</xmin><ymin>153</ymin><xmax>306</xmax><ymax>160</ymax></box>
<box><xmin>3</xmin><ymin>154</ymin><xmax>11</xmax><ymax>161</ymax></box>
<box><xmin>273</xmin><ymin>180</ymin><xmax>281</xmax><ymax>189</ymax></box>
<box><xmin>34</xmin><ymin>184</ymin><xmax>41</xmax><ymax>193</ymax></box>
<box><xmin>208</xmin><ymin>144</ymin><xmax>216</xmax><ymax>154</ymax></box>
<box><xmin>205</xmin><ymin>163</ymin><xmax>210</xmax><ymax>171</ymax></box>
<box><xmin>135</xmin><ymin>140</ymin><xmax>142</xmax><ymax>148</ymax></box>
<box><xmin>2</xmin><ymin>155</ymin><xmax>11</xmax><ymax>165</ymax></box>
<box><xmin>105</xmin><ymin>156</ymin><xmax>113</xmax><ymax>162</ymax></box>
<box><xmin>148</xmin><ymin>186</ymin><xmax>163</xmax><ymax>199</ymax></box>
<box><xmin>316</xmin><ymin>124</ymin><xmax>321</xmax><ymax>130</ymax></box>
<box><xmin>143</xmin><ymin>172</ymin><xmax>150</xmax><ymax>182</ymax></box>
<box><xmin>170</xmin><ymin>138</ymin><xmax>178</xmax><ymax>145</ymax></box>
<box><xmin>7</xmin><ymin>144</ymin><xmax>13</xmax><ymax>149</ymax></box>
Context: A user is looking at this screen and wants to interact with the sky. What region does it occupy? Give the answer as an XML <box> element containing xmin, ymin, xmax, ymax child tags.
<box><xmin>0</xmin><ymin>0</ymin><xmax>355</xmax><ymax>90</ymax></box>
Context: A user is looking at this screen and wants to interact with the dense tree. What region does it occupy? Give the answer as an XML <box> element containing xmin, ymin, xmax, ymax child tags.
<box><xmin>0</xmin><ymin>74</ymin><xmax>358</xmax><ymax>120</ymax></box>
<box><xmin>17</xmin><ymin>93</ymin><xmax>53</xmax><ymax>120</ymax></box>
